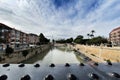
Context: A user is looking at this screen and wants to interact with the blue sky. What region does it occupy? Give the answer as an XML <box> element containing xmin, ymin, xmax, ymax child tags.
<box><xmin>0</xmin><ymin>0</ymin><xmax>120</xmax><ymax>39</ymax></box>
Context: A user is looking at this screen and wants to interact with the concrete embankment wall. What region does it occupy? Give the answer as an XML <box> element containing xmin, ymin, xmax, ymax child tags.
<box><xmin>74</xmin><ymin>44</ymin><xmax>120</xmax><ymax>63</ymax></box>
<box><xmin>0</xmin><ymin>44</ymin><xmax>51</xmax><ymax>63</ymax></box>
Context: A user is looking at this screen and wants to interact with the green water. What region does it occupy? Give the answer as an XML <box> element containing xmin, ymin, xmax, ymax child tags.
<box><xmin>23</xmin><ymin>47</ymin><xmax>83</xmax><ymax>64</ymax></box>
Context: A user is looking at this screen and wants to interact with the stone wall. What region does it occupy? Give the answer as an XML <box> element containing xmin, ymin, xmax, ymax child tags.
<box><xmin>0</xmin><ymin>44</ymin><xmax>52</xmax><ymax>63</ymax></box>
<box><xmin>74</xmin><ymin>44</ymin><xmax>120</xmax><ymax>62</ymax></box>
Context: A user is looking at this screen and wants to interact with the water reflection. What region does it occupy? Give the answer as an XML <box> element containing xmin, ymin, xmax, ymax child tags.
<box><xmin>75</xmin><ymin>54</ymin><xmax>84</xmax><ymax>63</ymax></box>
<box><xmin>23</xmin><ymin>47</ymin><xmax>83</xmax><ymax>64</ymax></box>
<box><xmin>22</xmin><ymin>49</ymin><xmax>51</xmax><ymax>63</ymax></box>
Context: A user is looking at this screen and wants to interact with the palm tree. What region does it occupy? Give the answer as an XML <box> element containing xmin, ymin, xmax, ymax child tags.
<box><xmin>91</xmin><ymin>30</ymin><xmax>95</xmax><ymax>35</ymax></box>
<box><xmin>91</xmin><ymin>30</ymin><xmax>95</xmax><ymax>38</ymax></box>
<box><xmin>87</xmin><ymin>34</ymin><xmax>90</xmax><ymax>39</ymax></box>
<box><xmin>90</xmin><ymin>34</ymin><xmax>94</xmax><ymax>38</ymax></box>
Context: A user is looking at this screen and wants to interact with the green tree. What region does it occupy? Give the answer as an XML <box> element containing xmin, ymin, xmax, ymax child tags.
<box><xmin>87</xmin><ymin>33</ymin><xmax>90</xmax><ymax>39</ymax></box>
<box><xmin>56</xmin><ymin>37</ymin><xmax>73</xmax><ymax>43</ymax></box>
<box><xmin>87</xmin><ymin>36</ymin><xmax>108</xmax><ymax>45</ymax></box>
<box><xmin>90</xmin><ymin>30</ymin><xmax>95</xmax><ymax>38</ymax></box>
<box><xmin>74</xmin><ymin>35</ymin><xmax>84</xmax><ymax>44</ymax></box>
<box><xmin>91</xmin><ymin>30</ymin><xmax>95</xmax><ymax>35</ymax></box>
<box><xmin>22</xmin><ymin>50</ymin><xmax>29</xmax><ymax>58</ymax></box>
<box><xmin>5</xmin><ymin>45</ymin><xmax>14</xmax><ymax>57</ymax></box>
<box><xmin>56</xmin><ymin>39</ymin><xmax>66</xmax><ymax>43</ymax></box>
<box><xmin>52</xmin><ymin>39</ymin><xmax>55</xmax><ymax>43</ymax></box>
<box><xmin>90</xmin><ymin>34</ymin><xmax>94</xmax><ymax>38</ymax></box>
<box><xmin>39</xmin><ymin>33</ymin><xmax>50</xmax><ymax>44</ymax></box>
<box><xmin>66</xmin><ymin>38</ymin><xmax>73</xmax><ymax>43</ymax></box>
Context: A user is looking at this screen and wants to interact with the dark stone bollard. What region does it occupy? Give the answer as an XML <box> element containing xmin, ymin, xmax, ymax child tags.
<box><xmin>21</xmin><ymin>75</ymin><xmax>31</xmax><ymax>80</ymax></box>
<box><xmin>108</xmin><ymin>72</ymin><xmax>120</xmax><ymax>78</ymax></box>
<box><xmin>0</xmin><ymin>74</ymin><xmax>8</xmax><ymax>80</ymax></box>
<box><xmin>34</xmin><ymin>64</ymin><xmax>40</xmax><ymax>68</ymax></box>
<box><xmin>94</xmin><ymin>62</ymin><xmax>99</xmax><ymax>66</ymax></box>
<box><xmin>65</xmin><ymin>63</ymin><xmax>70</xmax><ymax>67</ymax></box>
<box><xmin>2</xmin><ymin>63</ymin><xmax>10</xmax><ymax>67</ymax></box>
<box><xmin>44</xmin><ymin>74</ymin><xmax>54</xmax><ymax>80</ymax></box>
<box><xmin>67</xmin><ymin>73</ymin><xmax>77</xmax><ymax>80</ymax></box>
<box><xmin>79</xmin><ymin>63</ymin><xmax>85</xmax><ymax>66</ymax></box>
<box><xmin>18</xmin><ymin>63</ymin><xmax>25</xmax><ymax>67</ymax></box>
<box><xmin>49</xmin><ymin>63</ymin><xmax>55</xmax><ymax>67</ymax></box>
<box><xmin>107</xmin><ymin>60</ymin><xmax>112</xmax><ymax>66</ymax></box>
<box><xmin>88</xmin><ymin>73</ymin><xmax>99</xmax><ymax>80</ymax></box>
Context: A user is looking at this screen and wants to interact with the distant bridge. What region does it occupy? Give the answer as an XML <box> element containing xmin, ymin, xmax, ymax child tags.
<box><xmin>0</xmin><ymin>62</ymin><xmax>120</xmax><ymax>80</ymax></box>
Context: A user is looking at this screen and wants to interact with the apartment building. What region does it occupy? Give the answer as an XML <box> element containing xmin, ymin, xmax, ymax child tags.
<box><xmin>10</xmin><ymin>28</ymin><xmax>21</xmax><ymax>48</ymax></box>
<box><xmin>28</xmin><ymin>33</ymin><xmax>39</xmax><ymax>45</ymax></box>
<box><xmin>0</xmin><ymin>23</ymin><xmax>39</xmax><ymax>49</ymax></box>
<box><xmin>0</xmin><ymin>23</ymin><xmax>12</xmax><ymax>44</ymax></box>
<box><xmin>109</xmin><ymin>27</ymin><xmax>120</xmax><ymax>46</ymax></box>
<box><xmin>20</xmin><ymin>31</ymin><xmax>28</xmax><ymax>44</ymax></box>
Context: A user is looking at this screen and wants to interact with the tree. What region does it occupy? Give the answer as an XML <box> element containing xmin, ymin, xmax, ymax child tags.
<box><xmin>66</xmin><ymin>38</ymin><xmax>73</xmax><ymax>43</ymax></box>
<box><xmin>90</xmin><ymin>30</ymin><xmax>95</xmax><ymax>38</ymax></box>
<box><xmin>56</xmin><ymin>37</ymin><xmax>73</xmax><ymax>43</ymax></box>
<box><xmin>74</xmin><ymin>35</ymin><xmax>84</xmax><ymax>44</ymax></box>
<box><xmin>91</xmin><ymin>30</ymin><xmax>95</xmax><ymax>35</ymax></box>
<box><xmin>22</xmin><ymin>50</ymin><xmax>29</xmax><ymax>58</ymax></box>
<box><xmin>5</xmin><ymin>45</ymin><xmax>14</xmax><ymax>57</ymax></box>
<box><xmin>39</xmin><ymin>33</ymin><xmax>50</xmax><ymax>44</ymax></box>
<box><xmin>77</xmin><ymin>35</ymin><xmax>83</xmax><ymax>39</ymax></box>
<box><xmin>86</xmin><ymin>36</ymin><xmax>108</xmax><ymax>45</ymax></box>
<box><xmin>52</xmin><ymin>39</ymin><xmax>55</xmax><ymax>43</ymax></box>
<box><xmin>90</xmin><ymin>34</ymin><xmax>94</xmax><ymax>38</ymax></box>
<box><xmin>56</xmin><ymin>39</ymin><xmax>66</xmax><ymax>43</ymax></box>
<box><xmin>87</xmin><ymin>34</ymin><xmax>90</xmax><ymax>39</ymax></box>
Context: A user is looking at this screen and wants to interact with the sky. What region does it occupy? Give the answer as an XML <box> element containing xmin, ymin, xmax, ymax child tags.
<box><xmin>0</xmin><ymin>0</ymin><xmax>120</xmax><ymax>39</ymax></box>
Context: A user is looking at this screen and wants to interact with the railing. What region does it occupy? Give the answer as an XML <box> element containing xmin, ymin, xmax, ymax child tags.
<box><xmin>0</xmin><ymin>63</ymin><xmax>120</xmax><ymax>80</ymax></box>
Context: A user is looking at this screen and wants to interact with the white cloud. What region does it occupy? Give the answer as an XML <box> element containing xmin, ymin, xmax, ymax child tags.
<box><xmin>0</xmin><ymin>0</ymin><xmax>120</xmax><ymax>39</ymax></box>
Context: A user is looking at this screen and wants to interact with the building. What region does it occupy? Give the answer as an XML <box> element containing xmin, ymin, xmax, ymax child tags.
<box><xmin>28</xmin><ymin>33</ymin><xmax>39</xmax><ymax>45</ymax></box>
<box><xmin>10</xmin><ymin>28</ymin><xmax>21</xmax><ymax>48</ymax></box>
<box><xmin>0</xmin><ymin>23</ymin><xmax>12</xmax><ymax>44</ymax></box>
<box><xmin>0</xmin><ymin>23</ymin><xmax>39</xmax><ymax>49</ymax></box>
<box><xmin>0</xmin><ymin>23</ymin><xmax>12</xmax><ymax>50</ymax></box>
<box><xmin>109</xmin><ymin>27</ymin><xmax>120</xmax><ymax>46</ymax></box>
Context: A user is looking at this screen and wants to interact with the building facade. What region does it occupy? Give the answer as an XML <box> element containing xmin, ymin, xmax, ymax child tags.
<box><xmin>28</xmin><ymin>33</ymin><xmax>39</xmax><ymax>45</ymax></box>
<box><xmin>0</xmin><ymin>23</ymin><xmax>12</xmax><ymax>44</ymax></box>
<box><xmin>0</xmin><ymin>23</ymin><xmax>39</xmax><ymax>49</ymax></box>
<box><xmin>10</xmin><ymin>28</ymin><xmax>21</xmax><ymax>48</ymax></box>
<box><xmin>109</xmin><ymin>27</ymin><xmax>120</xmax><ymax>46</ymax></box>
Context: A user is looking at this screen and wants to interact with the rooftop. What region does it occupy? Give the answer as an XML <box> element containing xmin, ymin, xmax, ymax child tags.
<box><xmin>110</xmin><ymin>27</ymin><xmax>120</xmax><ymax>34</ymax></box>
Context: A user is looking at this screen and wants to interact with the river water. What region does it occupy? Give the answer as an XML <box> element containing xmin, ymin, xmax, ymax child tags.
<box><xmin>23</xmin><ymin>46</ymin><xmax>83</xmax><ymax>64</ymax></box>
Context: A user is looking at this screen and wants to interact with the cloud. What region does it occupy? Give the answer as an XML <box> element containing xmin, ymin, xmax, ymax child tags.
<box><xmin>0</xmin><ymin>0</ymin><xmax>120</xmax><ymax>39</ymax></box>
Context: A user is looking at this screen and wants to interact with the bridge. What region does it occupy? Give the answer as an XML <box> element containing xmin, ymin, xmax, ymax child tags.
<box><xmin>0</xmin><ymin>62</ymin><xmax>120</xmax><ymax>80</ymax></box>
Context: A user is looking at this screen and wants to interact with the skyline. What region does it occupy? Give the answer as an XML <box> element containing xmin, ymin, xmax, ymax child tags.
<box><xmin>0</xmin><ymin>0</ymin><xmax>120</xmax><ymax>39</ymax></box>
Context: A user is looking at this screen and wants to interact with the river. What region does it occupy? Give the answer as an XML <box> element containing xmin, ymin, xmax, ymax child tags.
<box><xmin>23</xmin><ymin>46</ymin><xmax>83</xmax><ymax>64</ymax></box>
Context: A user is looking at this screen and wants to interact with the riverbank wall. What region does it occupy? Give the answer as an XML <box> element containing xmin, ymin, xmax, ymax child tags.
<box><xmin>73</xmin><ymin>44</ymin><xmax>120</xmax><ymax>63</ymax></box>
<box><xmin>0</xmin><ymin>44</ymin><xmax>52</xmax><ymax>63</ymax></box>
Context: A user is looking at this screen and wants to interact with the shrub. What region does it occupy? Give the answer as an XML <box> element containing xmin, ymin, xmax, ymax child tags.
<box><xmin>0</xmin><ymin>56</ymin><xmax>2</xmax><ymax>61</ymax></box>
<box><xmin>22</xmin><ymin>50</ymin><xmax>29</xmax><ymax>58</ymax></box>
<box><xmin>91</xmin><ymin>54</ymin><xmax>96</xmax><ymax>56</ymax></box>
<box><xmin>5</xmin><ymin>45</ymin><xmax>14</xmax><ymax>56</ymax></box>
